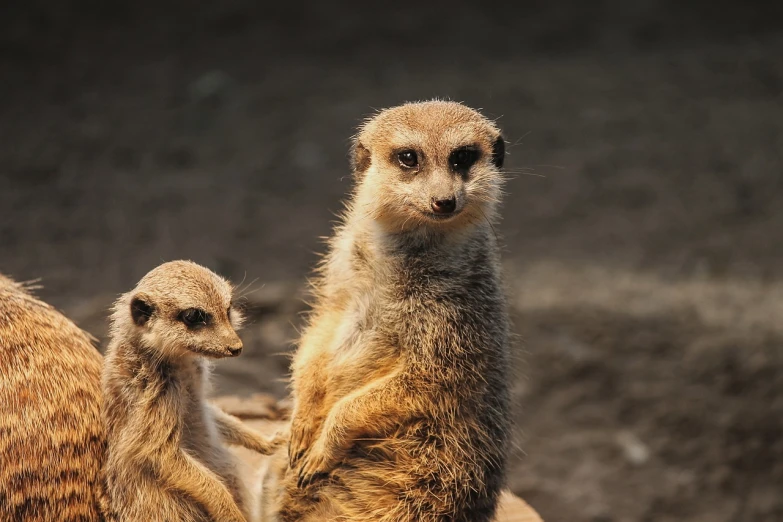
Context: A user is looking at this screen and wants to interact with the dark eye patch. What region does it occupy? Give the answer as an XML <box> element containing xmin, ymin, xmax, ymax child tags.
<box><xmin>179</xmin><ymin>308</ymin><xmax>211</xmax><ymax>329</ymax></box>
<box><xmin>492</xmin><ymin>135</ymin><xmax>505</xmax><ymax>168</ymax></box>
<box><xmin>449</xmin><ymin>146</ymin><xmax>480</xmax><ymax>174</ymax></box>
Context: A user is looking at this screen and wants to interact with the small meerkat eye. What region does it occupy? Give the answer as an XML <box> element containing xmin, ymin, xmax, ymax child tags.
<box><xmin>398</xmin><ymin>150</ymin><xmax>418</xmax><ymax>169</ymax></box>
<box><xmin>179</xmin><ymin>308</ymin><xmax>210</xmax><ymax>329</ymax></box>
<box><xmin>449</xmin><ymin>147</ymin><xmax>479</xmax><ymax>173</ymax></box>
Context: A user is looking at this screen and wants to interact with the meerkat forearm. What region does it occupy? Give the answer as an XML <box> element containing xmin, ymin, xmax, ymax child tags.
<box><xmin>110</xmin><ymin>408</ymin><xmax>247</xmax><ymax>521</ymax></box>
<box><xmin>319</xmin><ymin>371</ymin><xmax>406</xmax><ymax>445</ymax></box>
<box><xmin>116</xmin><ymin>393</ymin><xmax>182</xmax><ymax>460</ymax></box>
<box><xmin>289</xmin><ymin>401</ymin><xmax>324</xmax><ymax>465</ymax></box>
<box><xmin>160</xmin><ymin>448</ymin><xmax>248</xmax><ymax>522</ymax></box>
<box><xmin>291</xmin><ymin>345</ymin><xmax>329</xmax><ymax>418</ymax></box>
<box><xmin>289</xmin><ymin>351</ymin><xmax>330</xmax><ymax>464</ymax></box>
<box><xmin>296</xmin><ymin>371</ymin><xmax>407</xmax><ymax>485</ymax></box>
<box><xmin>210</xmin><ymin>405</ymin><xmax>285</xmax><ymax>454</ymax></box>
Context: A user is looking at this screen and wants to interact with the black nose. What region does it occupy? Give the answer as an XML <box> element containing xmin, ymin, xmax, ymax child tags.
<box><xmin>227</xmin><ymin>345</ymin><xmax>243</xmax><ymax>356</ymax></box>
<box><xmin>431</xmin><ymin>196</ymin><xmax>457</xmax><ymax>214</ymax></box>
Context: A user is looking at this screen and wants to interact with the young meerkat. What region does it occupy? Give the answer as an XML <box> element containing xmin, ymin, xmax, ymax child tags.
<box><xmin>0</xmin><ymin>274</ymin><xmax>106</xmax><ymax>522</ymax></box>
<box><xmin>102</xmin><ymin>260</ymin><xmax>283</xmax><ymax>522</ymax></box>
<box><xmin>274</xmin><ymin>100</ymin><xmax>511</xmax><ymax>522</ymax></box>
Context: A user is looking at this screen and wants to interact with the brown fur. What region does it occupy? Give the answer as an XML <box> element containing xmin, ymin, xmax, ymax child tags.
<box><xmin>0</xmin><ymin>274</ymin><xmax>106</xmax><ymax>522</ymax></box>
<box><xmin>101</xmin><ymin>260</ymin><xmax>283</xmax><ymax>522</ymax></box>
<box><xmin>269</xmin><ymin>100</ymin><xmax>512</xmax><ymax>521</ymax></box>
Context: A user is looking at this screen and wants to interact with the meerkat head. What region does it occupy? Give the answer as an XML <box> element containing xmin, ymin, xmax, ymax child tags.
<box><xmin>351</xmin><ymin>100</ymin><xmax>505</xmax><ymax>233</ymax></box>
<box><xmin>111</xmin><ymin>260</ymin><xmax>245</xmax><ymax>359</ymax></box>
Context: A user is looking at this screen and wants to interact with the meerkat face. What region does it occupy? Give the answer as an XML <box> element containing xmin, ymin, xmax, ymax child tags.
<box><xmin>352</xmin><ymin>100</ymin><xmax>505</xmax><ymax>233</ymax></box>
<box><xmin>113</xmin><ymin>260</ymin><xmax>245</xmax><ymax>359</ymax></box>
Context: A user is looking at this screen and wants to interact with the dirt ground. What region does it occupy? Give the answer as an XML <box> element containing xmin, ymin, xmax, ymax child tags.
<box><xmin>1</xmin><ymin>1</ymin><xmax>782</xmax><ymax>520</ymax></box>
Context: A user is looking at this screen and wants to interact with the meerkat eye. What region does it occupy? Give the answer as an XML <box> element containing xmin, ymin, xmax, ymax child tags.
<box><xmin>179</xmin><ymin>308</ymin><xmax>210</xmax><ymax>328</ymax></box>
<box><xmin>397</xmin><ymin>150</ymin><xmax>418</xmax><ymax>169</ymax></box>
<box><xmin>449</xmin><ymin>147</ymin><xmax>479</xmax><ymax>173</ymax></box>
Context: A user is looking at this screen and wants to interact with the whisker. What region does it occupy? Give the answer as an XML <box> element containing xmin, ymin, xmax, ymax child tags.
<box><xmin>506</xmin><ymin>131</ymin><xmax>532</xmax><ymax>149</ymax></box>
<box><xmin>477</xmin><ymin>205</ymin><xmax>498</xmax><ymax>242</ymax></box>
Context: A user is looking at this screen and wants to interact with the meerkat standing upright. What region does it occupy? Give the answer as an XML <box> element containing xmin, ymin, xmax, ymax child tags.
<box><xmin>0</xmin><ymin>274</ymin><xmax>105</xmax><ymax>522</ymax></box>
<box><xmin>102</xmin><ymin>260</ymin><xmax>283</xmax><ymax>522</ymax></box>
<box><xmin>271</xmin><ymin>100</ymin><xmax>511</xmax><ymax>522</ymax></box>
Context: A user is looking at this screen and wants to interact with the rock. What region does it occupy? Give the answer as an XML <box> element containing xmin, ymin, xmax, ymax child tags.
<box><xmin>616</xmin><ymin>430</ymin><xmax>651</xmax><ymax>466</ymax></box>
<box><xmin>212</xmin><ymin>393</ymin><xmax>289</xmax><ymax>420</ymax></box>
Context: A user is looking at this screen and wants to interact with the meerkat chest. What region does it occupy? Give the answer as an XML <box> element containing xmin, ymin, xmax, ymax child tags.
<box><xmin>179</xmin><ymin>379</ymin><xmax>220</xmax><ymax>454</ymax></box>
<box><xmin>328</xmin><ymin>288</ymin><xmax>396</xmax><ymax>375</ymax></box>
<box><xmin>329</xmin><ymin>291</ymin><xmax>372</xmax><ymax>364</ymax></box>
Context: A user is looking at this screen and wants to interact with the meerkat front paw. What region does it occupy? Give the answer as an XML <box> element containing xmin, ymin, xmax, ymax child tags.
<box><xmin>295</xmin><ymin>437</ymin><xmax>338</xmax><ymax>488</ymax></box>
<box><xmin>288</xmin><ymin>417</ymin><xmax>317</xmax><ymax>466</ymax></box>
<box><xmin>272</xmin><ymin>429</ymin><xmax>289</xmax><ymax>446</ymax></box>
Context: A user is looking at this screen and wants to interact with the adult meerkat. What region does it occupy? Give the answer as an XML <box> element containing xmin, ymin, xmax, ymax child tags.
<box><xmin>102</xmin><ymin>260</ymin><xmax>283</xmax><ymax>522</ymax></box>
<box><xmin>0</xmin><ymin>274</ymin><xmax>105</xmax><ymax>522</ymax></box>
<box><xmin>276</xmin><ymin>100</ymin><xmax>511</xmax><ymax>521</ymax></box>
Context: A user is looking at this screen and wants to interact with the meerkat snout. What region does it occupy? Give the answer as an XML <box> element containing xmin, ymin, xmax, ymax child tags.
<box><xmin>425</xmin><ymin>168</ymin><xmax>462</xmax><ymax>216</ymax></box>
<box><xmin>431</xmin><ymin>195</ymin><xmax>457</xmax><ymax>214</ymax></box>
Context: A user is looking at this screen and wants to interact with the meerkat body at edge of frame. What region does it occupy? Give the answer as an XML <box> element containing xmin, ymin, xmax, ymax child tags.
<box><xmin>0</xmin><ymin>274</ymin><xmax>106</xmax><ymax>522</ymax></box>
<box><xmin>101</xmin><ymin>260</ymin><xmax>283</xmax><ymax>522</ymax></box>
<box><xmin>265</xmin><ymin>100</ymin><xmax>512</xmax><ymax>522</ymax></box>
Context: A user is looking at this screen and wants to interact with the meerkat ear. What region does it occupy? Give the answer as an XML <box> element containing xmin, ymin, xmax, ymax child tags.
<box><xmin>351</xmin><ymin>140</ymin><xmax>371</xmax><ymax>178</ymax></box>
<box><xmin>130</xmin><ymin>294</ymin><xmax>154</xmax><ymax>327</ymax></box>
<box><xmin>491</xmin><ymin>135</ymin><xmax>505</xmax><ymax>169</ymax></box>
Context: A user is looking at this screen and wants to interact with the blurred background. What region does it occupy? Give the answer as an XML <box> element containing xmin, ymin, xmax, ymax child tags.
<box><xmin>1</xmin><ymin>0</ymin><xmax>782</xmax><ymax>520</ymax></box>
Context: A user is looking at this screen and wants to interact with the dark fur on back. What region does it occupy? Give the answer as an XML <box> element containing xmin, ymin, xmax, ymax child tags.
<box><xmin>0</xmin><ymin>274</ymin><xmax>105</xmax><ymax>522</ymax></box>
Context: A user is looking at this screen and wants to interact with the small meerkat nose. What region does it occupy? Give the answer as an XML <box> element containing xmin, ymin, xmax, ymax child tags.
<box><xmin>431</xmin><ymin>196</ymin><xmax>457</xmax><ymax>214</ymax></box>
<box><xmin>227</xmin><ymin>345</ymin><xmax>243</xmax><ymax>356</ymax></box>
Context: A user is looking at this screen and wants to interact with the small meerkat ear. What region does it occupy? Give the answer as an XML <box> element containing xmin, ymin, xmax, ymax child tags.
<box><xmin>351</xmin><ymin>140</ymin><xmax>371</xmax><ymax>178</ymax></box>
<box><xmin>491</xmin><ymin>135</ymin><xmax>505</xmax><ymax>169</ymax></box>
<box><xmin>130</xmin><ymin>294</ymin><xmax>154</xmax><ymax>327</ymax></box>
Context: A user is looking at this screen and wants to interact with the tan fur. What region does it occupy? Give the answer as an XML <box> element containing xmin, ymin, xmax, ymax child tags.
<box><xmin>0</xmin><ymin>274</ymin><xmax>106</xmax><ymax>522</ymax></box>
<box><xmin>268</xmin><ymin>100</ymin><xmax>512</xmax><ymax>521</ymax></box>
<box><xmin>101</xmin><ymin>260</ymin><xmax>283</xmax><ymax>522</ymax></box>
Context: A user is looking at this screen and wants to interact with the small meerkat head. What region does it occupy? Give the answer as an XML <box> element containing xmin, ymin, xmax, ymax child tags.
<box><xmin>351</xmin><ymin>100</ymin><xmax>505</xmax><ymax>233</ymax></box>
<box><xmin>111</xmin><ymin>260</ymin><xmax>245</xmax><ymax>359</ymax></box>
